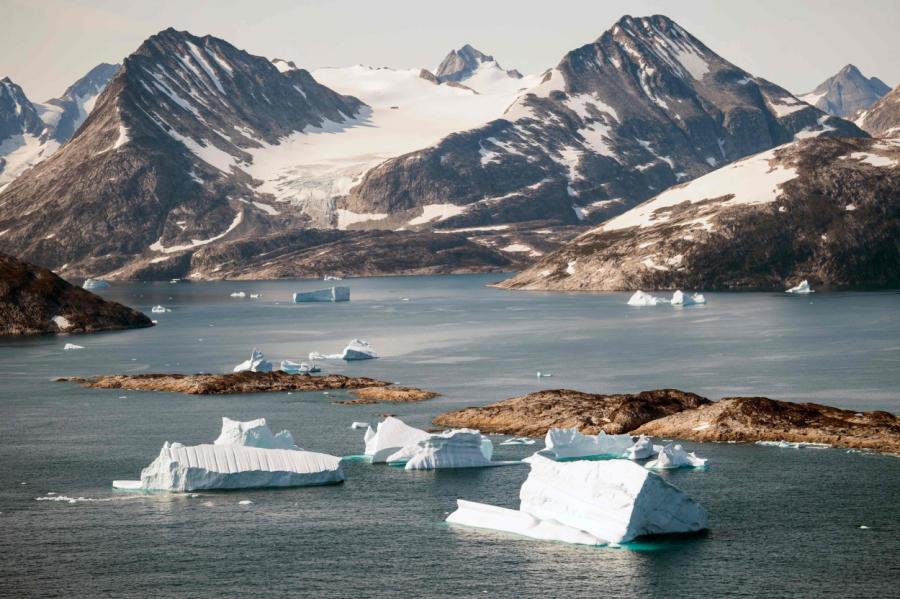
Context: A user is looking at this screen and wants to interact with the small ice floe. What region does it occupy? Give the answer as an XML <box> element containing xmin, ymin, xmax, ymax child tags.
<box><xmin>400</xmin><ymin>297</ymin><xmax>410</xmax><ymax>302</ymax></box>
<box><xmin>670</xmin><ymin>290</ymin><xmax>707</xmax><ymax>306</ymax></box>
<box><xmin>250</xmin><ymin>293</ymin><xmax>262</xmax><ymax>299</ymax></box>
<box><xmin>351</xmin><ymin>422</ymin><xmax>369</xmax><ymax>430</ymax></box>
<box><xmin>536</xmin><ymin>372</ymin><xmax>553</xmax><ymax>378</ymax></box>
<box><xmin>280</xmin><ymin>360</ymin><xmax>319</xmax><ymax>374</ymax></box>
<box><xmin>541</xmin><ymin>428</ymin><xmax>633</xmax><ymax>460</ymax></box>
<box><xmin>169</xmin><ymin>278</ymin><xmax>181</xmax><ymax>284</ymax></box>
<box><xmin>386</xmin><ymin>429</ymin><xmax>513</xmax><ymax>470</ymax></box>
<box><xmin>785</xmin><ymin>280</ymin><xmax>814</xmax><ymax>294</ymax></box>
<box><xmin>623</xmin><ymin>435</ymin><xmax>660</xmax><ymax>460</ymax></box>
<box><xmin>150</xmin><ymin>305</ymin><xmax>171</xmax><ymax>313</ymax></box>
<box><xmin>82</xmin><ymin>278</ymin><xmax>109</xmax><ymax>290</ymax></box>
<box><xmin>233</xmin><ymin>348</ymin><xmax>273</xmax><ymax>373</ymax></box>
<box><xmin>309</xmin><ymin>339</ymin><xmax>377</xmax><ymax>361</ymax></box>
<box><xmin>324</xmin><ymin>275</ymin><xmax>343</xmax><ymax>281</ymax></box>
<box><xmin>645</xmin><ymin>443</ymin><xmax>708</xmax><ymax>470</ymax></box>
<box><xmin>755</xmin><ymin>440</ymin><xmax>831</xmax><ymax>449</ymax></box>
<box><xmin>63</xmin><ymin>343</ymin><xmax>84</xmax><ymax>350</ymax></box>
<box><xmin>230</xmin><ymin>291</ymin><xmax>247</xmax><ymax>298</ymax></box>
<box><xmin>627</xmin><ymin>290</ymin><xmax>670</xmax><ymax>306</ymax></box>
<box><xmin>363</xmin><ymin>417</ymin><xmax>431</xmax><ymax>463</ymax></box>
<box><xmin>238</xmin><ymin>500</ymin><xmax>254</xmax><ymax>505</ymax></box>
<box><xmin>293</xmin><ymin>286</ymin><xmax>350</xmax><ymax>302</ymax></box>
<box><xmin>446</xmin><ymin>452</ymin><xmax>708</xmax><ymax>545</ymax></box>
<box><xmin>859</xmin><ymin>525</ymin><xmax>871</xmax><ymax>530</ymax></box>
<box><xmin>500</xmin><ymin>437</ymin><xmax>537</xmax><ymax>446</ymax></box>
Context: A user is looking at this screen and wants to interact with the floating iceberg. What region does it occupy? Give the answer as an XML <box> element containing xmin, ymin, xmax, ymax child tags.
<box><xmin>293</xmin><ymin>286</ymin><xmax>350</xmax><ymax>302</ymax></box>
<box><xmin>624</xmin><ymin>435</ymin><xmax>660</xmax><ymax>460</ymax></box>
<box><xmin>113</xmin><ymin>442</ymin><xmax>343</xmax><ymax>491</ymax></box>
<box><xmin>447</xmin><ymin>453</ymin><xmax>708</xmax><ymax>545</ymax></box>
<box><xmin>214</xmin><ymin>417</ymin><xmax>298</xmax><ymax>450</ymax></box>
<box><xmin>627</xmin><ymin>290</ymin><xmax>670</xmax><ymax>306</ymax></box>
<box><xmin>309</xmin><ymin>339</ymin><xmax>377</xmax><ymax>361</ymax></box>
<box><xmin>230</xmin><ymin>291</ymin><xmax>246</xmax><ymax>298</ymax></box>
<box><xmin>280</xmin><ymin>360</ymin><xmax>319</xmax><ymax>374</ymax></box>
<box><xmin>63</xmin><ymin>343</ymin><xmax>84</xmax><ymax>350</ymax></box>
<box><xmin>233</xmin><ymin>348</ymin><xmax>273</xmax><ymax>373</ymax></box>
<box><xmin>324</xmin><ymin>275</ymin><xmax>343</xmax><ymax>281</ymax></box>
<box><xmin>386</xmin><ymin>429</ymin><xmax>503</xmax><ymax>470</ymax></box>
<box><xmin>150</xmin><ymin>305</ymin><xmax>171</xmax><ymax>313</ymax></box>
<box><xmin>250</xmin><ymin>293</ymin><xmax>262</xmax><ymax>299</ymax></box>
<box><xmin>363</xmin><ymin>417</ymin><xmax>431</xmax><ymax>462</ymax></box>
<box><xmin>645</xmin><ymin>443</ymin><xmax>707</xmax><ymax>470</ymax></box>
<box><xmin>536</xmin><ymin>372</ymin><xmax>553</xmax><ymax>378</ymax></box>
<box><xmin>351</xmin><ymin>421</ymin><xmax>369</xmax><ymax>430</ymax></box>
<box><xmin>542</xmin><ymin>428</ymin><xmax>633</xmax><ymax>460</ymax></box>
<box><xmin>670</xmin><ymin>290</ymin><xmax>707</xmax><ymax>306</ymax></box>
<box><xmin>500</xmin><ymin>437</ymin><xmax>537</xmax><ymax>446</ymax></box>
<box><xmin>755</xmin><ymin>440</ymin><xmax>831</xmax><ymax>449</ymax></box>
<box><xmin>785</xmin><ymin>280</ymin><xmax>814</xmax><ymax>294</ymax></box>
<box><xmin>82</xmin><ymin>278</ymin><xmax>109</xmax><ymax>290</ymax></box>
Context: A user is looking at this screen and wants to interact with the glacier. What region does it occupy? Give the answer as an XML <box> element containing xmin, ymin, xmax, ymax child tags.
<box><xmin>645</xmin><ymin>443</ymin><xmax>708</xmax><ymax>469</ymax></box>
<box><xmin>310</xmin><ymin>339</ymin><xmax>377</xmax><ymax>361</ymax></box>
<box><xmin>363</xmin><ymin>417</ymin><xmax>431</xmax><ymax>462</ymax></box>
<box><xmin>213</xmin><ymin>417</ymin><xmax>298</xmax><ymax>450</ymax></box>
<box><xmin>233</xmin><ymin>348</ymin><xmax>273</xmax><ymax>372</ymax></box>
<box><xmin>542</xmin><ymin>427</ymin><xmax>633</xmax><ymax>460</ymax></box>
<box><xmin>293</xmin><ymin>286</ymin><xmax>350</xmax><ymax>302</ymax></box>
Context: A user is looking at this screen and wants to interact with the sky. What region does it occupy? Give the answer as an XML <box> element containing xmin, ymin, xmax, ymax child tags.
<box><xmin>4</xmin><ymin>0</ymin><xmax>898</xmax><ymax>101</ymax></box>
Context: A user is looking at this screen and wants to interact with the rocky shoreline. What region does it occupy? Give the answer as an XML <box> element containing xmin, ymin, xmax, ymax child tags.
<box><xmin>434</xmin><ymin>389</ymin><xmax>900</xmax><ymax>453</ymax></box>
<box><xmin>334</xmin><ymin>386</ymin><xmax>441</xmax><ymax>405</ymax></box>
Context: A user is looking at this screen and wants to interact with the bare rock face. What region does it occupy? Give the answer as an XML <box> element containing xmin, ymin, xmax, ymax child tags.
<box><xmin>634</xmin><ymin>396</ymin><xmax>900</xmax><ymax>453</ymax></box>
<box><xmin>856</xmin><ymin>83</ymin><xmax>900</xmax><ymax>138</ymax></box>
<box><xmin>799</xmin><ymin>64</ymin><xmax>890</xmax><ymax>118</ymax></box>
<box><xmin>0</xmin><ymin>252</ymin><xmax>152</xmax><ymax>336</ymax></box>
<box><xmin>433</xmin><ymin>388</ymin><xmax>709</xmax><ymax>436</ymax></box>
<box><xmin>334</xmin><ymin>386</ymin><xmax>440</xmax><ymax>404</ymax></box>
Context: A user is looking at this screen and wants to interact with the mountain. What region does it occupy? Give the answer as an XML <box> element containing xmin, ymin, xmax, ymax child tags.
<box><xmin>0</xmin><ymin>252</ymin><xmax>152</xmax><ymax>335</ymax></box>
<box><xmin>0</xmin><ymin>28</ymin><xmax>364</xmax><ymax>276</ymax></box>
<box><xmin>342</xmin><ymin>15</ymin><xmax>866</xmax><ymax>230</ymax></box>
<box><xmin>37</xmin><ymin>62</ymin><xmax>120</xmax><ymax>143</ymax></box>
<box><xmin>0</xmin><ymin>77</ymin><xmax>55</xmax><ymax>190</ymax></box>
<box><xmin>434</xmin><ymin>44</ymin><xmax>524</xmax><ymax>83</ymax></box>
<box><xmin>798</xmin><ymin>64</ymin><xmax>890</xmax><ymax>118</ymax></box>
<box><xmin>855</xmin><ymin>83</ymin><xmax>900</xmax><ymax>138</ymax></box>
<box><xmin>498</xmin><ymin>136</ymin><xmax>900</xmax><ymax>291</ymax></box>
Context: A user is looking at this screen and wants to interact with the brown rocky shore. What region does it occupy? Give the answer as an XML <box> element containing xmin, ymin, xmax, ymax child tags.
<box><xmin>434</xmin><ymin>389</ymin><xmax>900</xmax><ymax>453</ymax></box>
<box><xmin>334</xmin><ymin>386</ymin><xmax>441</xmax><ymax>405</ymax></box>
<box><xmin>60</xmin><ymin>372</ymin><xmax>400</xmax><ymax>395</ymax></box>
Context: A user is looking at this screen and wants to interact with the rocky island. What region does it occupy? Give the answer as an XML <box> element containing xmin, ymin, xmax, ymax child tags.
<box><xmin>0</xmin><ymin>252</ymin><xmax>152</xmax><ymax>336</ymax></box>
<box><xmin>334</xmin><ymin>386</ymin><xmax>441</xmax><ymax>404</ymax></box>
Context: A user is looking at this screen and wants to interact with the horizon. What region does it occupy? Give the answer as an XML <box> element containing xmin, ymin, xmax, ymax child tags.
<box><xmin>3</xmin><ymin>0</ymin><xmax>898</xmax><ymax>101</ymax></box>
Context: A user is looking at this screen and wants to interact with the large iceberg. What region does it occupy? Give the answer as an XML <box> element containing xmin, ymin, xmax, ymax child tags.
<box><xmin>293</xmin><ymin>286</ymin><xmax>350</xmax><ymax>302</ymax></box>
<box><xmin>82</xmin><ymin>278</ymin><xmax>109</xmax><ymax>290</ymax></box>
<box><xmin>670</xmin><ymin>290</ymin><xmax>707</xmax><ymax>306</ymax></box>
<box><xmin>446</xmin><ymin>453</ymin><xmax>709</xmax><ymax>545</ymax></box>
<box><xmin>645</xmin><ymin>443</ymin><xmax>707</xmax><ymax>470</ymax></box>
<box><xmin>363</xmin><ymin>417</ymin><xmax>431</xmax><ymax>462</ymax></box>
<box><xmin>309</xmin><ymin>339</ymin><xmax>377</xmax><ymax>361</ymax></box>
<box><xmin>385</xmin><ymin>429</ymin><xmax>502</xmax><ymax>470</ymax></box>
<box><xmin>542</xmin><ymin>428</ymin><xmax>633</xmax><ymax>460</ymax></box>
<box><xmin>233</xmin><ymin>348</ymin><xmax>273</xmax><ymax>373</ymax></box>
<box><xmin>785</xmin><ymin>280</ymin><xmax>814</xmax><ymax>294</ymax></box>
<box><xmin>627</xmin><ymin>290</ymin><xmax>670</xmax><ymax>306</ymax></box>
<box><xmin>214</xmin><ymin>417</ymin><xmax>298</xmax><ymax>450</ymax></box>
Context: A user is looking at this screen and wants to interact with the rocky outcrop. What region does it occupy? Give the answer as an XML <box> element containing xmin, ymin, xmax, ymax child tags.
<box><xmin>0</xmin><ymin>252</ymin><xmax>152</xmax><ymax>336</ymax></box>
<box><xmin>499</xmin><ymin>136</ymin><xmax>900</xmax><ymax>291</ymax></box>
<box><xmin>335</xmin><ymin>386</ymin><xmax>440</xmax><ymax>404</ymax></box>
<box><xmin>634</xmin><ymin>396</ymin><xmax>900</xmax><ymax>453</ymax></box>
<box><xmin>856</xmin><ymin>83</ymin><xmax>900</xmax><ymax>138</ymax></box>
<box><xmin>799</xmin><ymin>64</ymin><xmax>890</xmax><ymax>118</ymax></box>
<box><xmin>433</xmin><ymin>388</ymin><xmax>709</xmax><ymax>436</ymax></box>
<box><xmin>60</xmin><ymin>372</ymin><xmax>391</xmax><ymax>395</ymax></box>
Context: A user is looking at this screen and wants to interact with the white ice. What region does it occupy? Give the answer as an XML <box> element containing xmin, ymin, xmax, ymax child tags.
<box><xmin>280</xmin><ymin>360</ymin><xmax>318</xmax><ymax>374</ymax></box>
<box><xmin>755</xmin><ymin>440</ymin><xmax>831</xmax><ymax>449</ymax></box>
<box><xmin>541</xmin><ymin>428</ymin><xmax>634</xmax><ymax>460</ymax></box>
<box><xmin>63</xmin><ymin>343</ymin><xmax>84</xmax><ymax>350</ymax></box>
<box><xmin>351</xmin><ymin>421</ymin><xmax>369</xmax><ymax>429</ymax></box>
<box><xmin>213</xmin><ymin>417</ymin><xmax>298</xmax><ymax>450</ymax></box>
<box><xmin>624</xmin><ymin>435</ymin><xmax>660</xmax><ymax>460</ymax></box>
<box><xmin>645</xmin><ymin>443</ymin><xmax>708</xmax><ymax>470</ymax></box>
<box><xmin>500</xmin><ymin>437</ymin><xmax>537</xmax><ymax>446</ymax></box>
<box><xmin>785</xmin><ymin>280</ymin><xmax>814</xmax><ymax>294</ymax></box>
<box><xmin>627</xmin><ymin>290</ymin><xmax>670</xmax><ymax>306</ymax></box>
<box><xmin>310</xmin><ymin>339</ymin><xmax>377</xmax><ymax>361</ymax></box>
<box><xmin>150</xmin><ymin>305</ymin><xmax>171</xmax><ymax>313</ymax></box>
<box><xmin>82</xmin><ymin>278</ymin><xmax>109</xmax><ymax>290</ymax></box>
<box><xmin>385</xmin><ymin>429</ymin><xmax>504</xmax><ymax>470</ymax></box>
<box><xmin>363</xmin><ymin>416</ymin><xmax>431</xmax><ymax>462</ymax></box>
<box><xmin>233</xmin><ymin>348</ymin><xmax>273</xmax><ymax>373</ymax></box>
<box><xmin>670</xmin><ymin>290</ymin><xmax>707</xmax><ymax>306</ymax></box>
<box><xmin>446</xmin><ymin>499</ymin><xmax>605</xmax><ymax>545</ymax></box>
<box><xmin>230</xmin><ymin>291</ymin><xmax>247</xmax><ymax>298</ymax></box>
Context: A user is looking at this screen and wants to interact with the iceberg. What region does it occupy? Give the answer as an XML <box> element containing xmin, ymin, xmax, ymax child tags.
<box><xmin>293</xmin><ymin>286</ymin><xmax>350</xmax><ymax>302</ymax></box>
<box><xmin>500</xmin><ymin>437</ymin><xmax>537</xmax><ymax>446</ymax></box>
<box><xmin>670</xmin><ymin>290</ymin><xmax>707</xmax><ymax>306</ymax></box>
<box><xmin>233</xmin><ymin>348</ymin><xmax>273</xmax><ymax>373</ymax></box>
<box><xmin>755</xmin><ymin>440</ymin><xmax>831</xmax><ymax>449</ymax></box>
<box><xmin>385</xmin><ymin>429</ymin><xmax>503</xmax><ymax>470</ymax></box>
<box><xmin>150</xmin><ymin>305</ymin><xmax>171</xmax><ymax>313</ymax></box>
<box><xmin>363</xmin><ymin>417</ymin><xmax>431</xmax><ymax>462</ymax></box>
<box><xmin>624</xmin><ymin>435</ymin><xmax>660</xmax><ymax>460</ymax></box>
<box><xmin>785</xmin><ymin>280</ymin><xmax>814</xmax><ymax>294</ymax></box>
<box><xmin>627</xmin><ymin>290</ymin><xmax>670</xmax><ymax>306</ymax></box>
<box><xmin>542</xmin><ymin>428</ymin><xmax>634</xmax><ymax>460</ymax></box>
<box><xmin>230</xmin><ymin>291</ymin><xmax>246</xmax><ymax>298</ymax></box>
<box><xmin>645</xmin><ymin>443</ymin><xmax>707</xmax><ymax>470</ymax></box>
<box><xmin>114</xmin><ymin>442</ymin><xmax>343</xmax><ymax>491</ymax></box>
<box><xmin>250</xmin><ymin>293</ymin><xmax>262</xmax><ymax>299</ymax></box>
<box><xmin>279</xmin><ymin>360</ymin><xmax>319</xmax><ymax>374</ymax></box>
<box><xmin>324</xmin><ymin>275</ymin><xmax>343</xmax><ymax>281</ymax></box>
<box><xmin>82</xmin><ymin>278</ymin><xmax>109</xmax><ymax>290</ymax></box>
<box><xmin>63</xmin><ymin>342</ymin><xmax>84</xmax><ymax>350</ymax></box>
<box><xmin>447</xmin><ymin>453</ymin><xmax>709</xmax><ymax>545</ymax></box>
<box><xmin>351</xmin><ymin>421</ymin><xmax>369</xmax><ymax>429</ymax></box>
<box><xmin>213</xmin><ymin>417</ymin><xmax>298</xmax><ymax>450</ymax></box>
<box><xmin>310</xmin><ymin>339</ymin><xmax>377</xmax><ymax>361</ymax></box>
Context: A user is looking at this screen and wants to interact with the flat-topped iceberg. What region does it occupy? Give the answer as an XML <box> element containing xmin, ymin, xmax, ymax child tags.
<box><xmin>386</xmin><ymin>429</ymin><xmax>501</xmax><ymax>470</ymax></box>
<box><xmin>363</xmin><ymin>417</ymin><xmax>431</xmax><ymax>462</ymax></box>
<box><xmin>542</xmin><ymin>427</ymin><xmax>633</xmax><ymax>460</ymax></box>
<box><xmin>645</xmin><ymin>443</ymin><xmax>707</xmax><ymax>470</ymax></box>
<box><xmin>670</xmin><ymin>290</ymin><xmax>707</xmax><ymax>306</ymax></box>
<box><xmin>82</xmin><ymin>278</ymin><xmax>109</xmax><ymax>290</ymax></box>
<box><xmin>233</xmin><ymin>348</ymin><xmax>273</xmax><ymax>373</ymax></box>
<box><xmin>310</xmin><ymin>339</ymin><xmax>377</xmax><ymax>361</ymax></box>
<box><xmin>151</xmin><ymin>305</ymin><xmax>171</xmax><ymax>313</ymax></box>
<box><xmin>785</xmin><ymin>280</ymin><xmax>814</xmax><ymax>294</ymax></box>
<box><xmin>624</xmin><ymin>435</ymin><xmax>660</xmax><ymax>460</ymax></box>
<box><xmin>351</xmin><ymin>421</ymin><xmax>369</xmax><ymax>429</ymax></box>
<box><xmin>627</xmin><ymin>290</ymin><xmax>669</xmax><ymax>306</ymax></box>
<box><xmin>214</xmin><ymin>417</ymin><xmax>298</xmax><ymax>450</ymax></box>
<box><xmin>446</xmin><ymin>452</ymin><xmax>709</xmax><ymax>545</ymax></box>
<box><xmin>756</xmin><ymin>440</ymin><xmax>831</xmax><ymax>449</ymax></box>
<box><xmin>293</xmin><ymin>286</ymin><xmax>350</xmax><ymax>302</ymax></box>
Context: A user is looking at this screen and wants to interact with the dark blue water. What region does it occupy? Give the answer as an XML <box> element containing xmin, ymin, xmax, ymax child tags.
<box><xmin>1</xmin><ymin>275</ymin><xmax>898</xmax><ymax>597</ymax></box>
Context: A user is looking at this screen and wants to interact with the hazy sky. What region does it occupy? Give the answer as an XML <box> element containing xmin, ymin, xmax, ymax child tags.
<box><xmin>4</xmin><ymin>0</ymin><xmax>898</xmax><ymax>101</ymax></box>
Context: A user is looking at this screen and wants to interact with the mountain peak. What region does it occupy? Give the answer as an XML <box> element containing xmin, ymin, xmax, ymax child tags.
<box><xmin>434</xmin><ymin>44</ymin><xmax>522</xmax><ymax>83</ymax></box>
<box><xmin>801</xmin><ymin>64</ymin><xmax>890</xmax><ymax>118</ymax></box>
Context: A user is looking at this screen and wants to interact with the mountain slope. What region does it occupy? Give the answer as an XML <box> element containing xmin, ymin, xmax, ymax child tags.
<box><xmin>856</xmin><ymin>83</ymin><xmax>900</xmax><ymax>138</ymax></box>
<box><xmin>0</xmin><ymin>28</ymin><xmax>364</xmax><ymax>276</ymax></box>
<box><xmin>0</xmin><ymin>77</ymin><xmax>56</xmax><ymax>190</ymax></box>
<box><xmin>343</xmin><ymin>15</ymin><xmax>866</xmax><ymax>229</ymax></box>
<box><xmin>37</xmin><ymin>62</ymin><xmax>120</xmax><ymax>143</ymax></box>
<box><xmin>799</xmin><ymin>64</ymin><xmax>890</xmax><ymax>118</ymax></box>
<box><xmin>498</xmin><ymin>136</ymin><xmax>900</xmax><ymax>291</ymax></box>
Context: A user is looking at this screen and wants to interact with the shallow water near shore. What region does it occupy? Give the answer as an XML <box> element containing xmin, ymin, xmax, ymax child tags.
<box><xmin>1</xmin><ymin>274</ymin><xmax>898</xmax><ymax>597</ymax></box>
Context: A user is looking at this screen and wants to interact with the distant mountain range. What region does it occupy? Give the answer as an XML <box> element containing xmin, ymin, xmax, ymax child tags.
<box><xmin>799</xmin><ymin>64</ymin><xmax>890</xmax><ymax>118</ymax></box>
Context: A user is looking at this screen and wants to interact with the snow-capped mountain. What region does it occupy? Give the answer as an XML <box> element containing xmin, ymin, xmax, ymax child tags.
<box><xmin>499</xmin><ymin>136</ymin><xmax>900</xmax><ymax>291</ymax></box>
<box><xmin>855</xmin><ymin>83</ymin><xmax>900</xmax><ymax>138</ymax></box>
<box><xmin>433</xmin><ymin>44</ymin><xmax>524</xmax><ymax>84</ymax></box>
<box><xmin>799</xmin><ymin>64</ymin><xmax>890</xmax><ymax>118</ymax></box>
<box><xmin>37</xmin><ymin>63</ymin><xmax>120</xmax><ymax>143</ymax></box>
<box><xmin>343</xmin><ymin>15</ymin><xmax>866</xmax><ymax>229</ymax></box>
<box><xmin>0</xmin><ymin>77</ymin><xmax>54</xmax><ymax>190</ymax></box>
<box><xmin>0</xmin><ymin>28</ymin><xmax>364</xmax><ymax>276</ymax></box>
